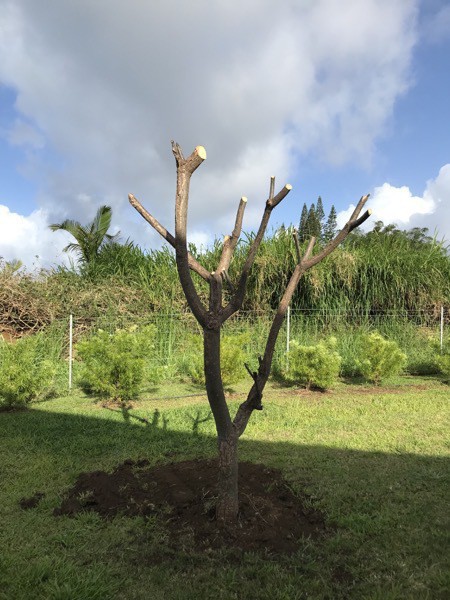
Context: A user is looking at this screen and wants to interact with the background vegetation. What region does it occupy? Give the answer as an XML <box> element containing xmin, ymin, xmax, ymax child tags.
<box><xmin>2</xmin><ymin>218</ymin><xmax>449</xmax><ymax>322</ymax></box>
<box><xmin>1</xmin><ymin>214</ymin><xmax>449</xmax><ymax>403</ymax></box>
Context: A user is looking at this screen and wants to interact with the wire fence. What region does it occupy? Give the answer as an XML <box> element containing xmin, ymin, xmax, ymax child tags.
<box><xmin>65</xmin><ymin>306</ymin><xmax>449</xmax><ymax>379</ymax></box>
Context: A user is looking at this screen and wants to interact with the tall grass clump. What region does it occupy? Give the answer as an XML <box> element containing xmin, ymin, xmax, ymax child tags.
<box><xmin>231</xmin><ymin>225</ymin><xmax>450</xmax><ymax>313</ymax></box>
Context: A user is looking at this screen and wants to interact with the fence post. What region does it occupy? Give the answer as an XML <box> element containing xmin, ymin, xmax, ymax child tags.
<box><xmin>441</xmin><ymin>306</ymin><xmax>444</xmax><ymax>353</ymax></box>
<box><xmin>69</xmin><ymin>314</ymin><xmax>73</xmax><ymax>390</ymax></box>
<box><xmin>286</xmin><ymin>305</ymin><xmax>291</xmax><ymax>371</ymax></box>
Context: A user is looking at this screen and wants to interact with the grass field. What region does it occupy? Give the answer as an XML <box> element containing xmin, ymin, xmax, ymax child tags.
<box><xmin>1</xmin><ymin>378</ymin><xmax>449</xmax><ymax>599</ymax></box>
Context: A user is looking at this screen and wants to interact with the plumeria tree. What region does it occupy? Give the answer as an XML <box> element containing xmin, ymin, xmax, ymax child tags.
<box><xmin>130</xmin><ymin>142</ymin><xmax>371</xmax><ymax>523</ymax></box>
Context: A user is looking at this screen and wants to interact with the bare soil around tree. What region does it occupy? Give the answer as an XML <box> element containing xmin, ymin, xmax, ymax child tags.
<box><xmin>51</xmin><ymin>458</ymin><xmax>328</xmax><ymax>555</ymax></box>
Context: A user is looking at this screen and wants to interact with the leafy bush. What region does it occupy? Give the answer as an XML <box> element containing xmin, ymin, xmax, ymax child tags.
<box><xmin>435</xmin><ymin>345</ymin><xmax>450</xmax><ymax>382</ymax></box>
<box><xmin>0</xmin><ymin>334</ymin><xmax>56</xmax><ymax>410</ymax></box>
<box><xmin>181</xmin><ymin>333</ymin><xmax>249</xmax><ymax>388</ymax></box>
<box><xmin>355</xmin><ymin>332</ymin><xmax>407</xmax><ymax>384</ymax></box>
<box><xmin>76</xmin><ymin>325</ymin><xmax>159</xmax><ymax>403</ymax></box>
<box><xmin>286</xmin><ymin>337</ymin><xmax>342</xmax><ymax>390</ymax></box>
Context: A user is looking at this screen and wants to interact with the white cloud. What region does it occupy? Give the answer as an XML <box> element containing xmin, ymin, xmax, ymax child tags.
<box><xmin>0</xmin><ymin>204</ymin><xmax>71</xmax><ymax>268</ymax></box>
<box><xmin>0</xmin><ymin>0</ymin><xmax>418</xmax><ymax>258</ymax></box>
<box><xmin>337</xmin><ymin>164</ymin><xmax>450</xmax><ymax>240</ymax></box>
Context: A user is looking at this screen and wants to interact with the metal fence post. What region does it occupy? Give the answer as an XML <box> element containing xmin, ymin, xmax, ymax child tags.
<box><xmin>286</xmin><ymin>305</ymin><xmax>291</xmax><ymax>371</ymax></box>
<box><xmin>69</xmin><ymin>314</ymin><xmax>73</xmax><ymax>390</ymax></box>
<box><xmin>441</xmin><ymin>306</ymin><xmax>444</xmax><ymax>353</ymax></box>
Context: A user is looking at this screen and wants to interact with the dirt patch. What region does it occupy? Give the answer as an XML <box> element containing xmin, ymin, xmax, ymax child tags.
<box><xmin>287</xmin><ymin>383</ymin><xmax>434</xmax><ymax>397</ymax></box>
<box><xmin>53</xmin><ymin>458</ymin><xmax>327</xmax><ymax>554</ymax></box>
<box><xmin>19</xmin><ymin>492</ymin><xmax>45</xmax><ymax>509</ymax></box>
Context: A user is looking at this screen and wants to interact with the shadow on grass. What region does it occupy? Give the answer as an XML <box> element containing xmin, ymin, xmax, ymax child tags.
<box><xmin>1</xmin><ymin>402</ymin><xmax>448</xmax><ymax>519</ymax></box>
<box><xmin>1</xmin><ymin>402</ymin><xmax>448</xmax><ymax>599</ymax></box>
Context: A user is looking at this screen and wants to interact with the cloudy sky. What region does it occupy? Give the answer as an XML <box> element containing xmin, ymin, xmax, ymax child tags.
<box><xmin>0</xmin><ymin>0</ymin><xmax>449</xmax><ymax>268</ymax></box>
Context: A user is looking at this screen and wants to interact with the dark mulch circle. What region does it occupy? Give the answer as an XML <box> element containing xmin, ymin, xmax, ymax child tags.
<box><xmin>52</xmin><ymin>458</ymin><xmax>328</xmax><ymax>554</ymax></box>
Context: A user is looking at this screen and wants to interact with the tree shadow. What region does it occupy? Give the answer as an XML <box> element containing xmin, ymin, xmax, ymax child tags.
<box><xmin>1</xmin><ymin>402</ymin><xmax>448</xmax><ymax>596</ymax></box>
<box><xmin>187</xmin><ymin>409</ymin><xmax>213</xmax><ymax>435</ymax></box>
<box><xmin>103</xmin><ymin>405</ymin><xmax>170</xmax><ymax>430</ymax></box>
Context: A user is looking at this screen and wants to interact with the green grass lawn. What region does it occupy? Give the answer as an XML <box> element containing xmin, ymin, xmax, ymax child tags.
<box><xmin>1</xmin><ymin>378</ymin><xmax>449</xmax><ymax>599</ymax></box>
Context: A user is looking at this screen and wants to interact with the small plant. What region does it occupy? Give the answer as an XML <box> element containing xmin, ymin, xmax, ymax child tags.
<box><xmin>286</xmin><ymin>337</ymin><xmax>342</xmax><ymax>390</ymax></box>
<box><xmin>76</xmin><ymin>490</ymin><xmax>95</xmax><ymax>507</ymax></box>
<box><xmin>76</xmin><ymin>325</ymin><xmax>159</xmax><ymax>403</ymax></box>
<box><xmin>0</xmin><ymin>334</ymin><xmax>56</xmax><ymax>410</ymax></box>
<box><xmin>181</xmin><ymin>333</ymin><xmax>249</xmax><ymax>388</ymax></box>
<box><xmin>356</xmin><ymin>331</ymin><xmax>407</xmax><ymax>384</ymax></box>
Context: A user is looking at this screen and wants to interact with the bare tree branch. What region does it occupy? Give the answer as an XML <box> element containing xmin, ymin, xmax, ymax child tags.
<box><xmin>269</xmin><ymin>176</ymin><xmax>275</xmax><ymax>200</ymax></box>
<box><xmin>173</xmin><ymin>144</ymin><xmax>208</xmax><ymax>327</ymax></box>
<box><xmin>268</xmin><ymin>184</ymin><xmax>293</xmax><ymax>209</ymax></box>
<box><xmin>302</xmin><ymin>197</ymin><xmax>371</xmax><ymax>270</ymax></box>
<box><xmin>221</xmin><ymin>182</ymin><xmax>292</xmax><ymax>321</ymax></box>
<box><xmin>349</xmin><ymin>193</ymin><xmax>370</xmax><ymax>221</ymax></box>
<box><xmin>233</xmin><ymin>195</ymin><xmax>371</xmax><ymax>437</ymax></box>
<box><xmin>221</xmin><ymin>269</ymin><xmax>235</xmax><ymax>294</ymax></box>
<box><xmin>293</xmin><ymin>229</ymin><xmax>301</xmax><ymax>263</ymax></box>
<box><xmin>128</xmin><ymin>194</ymin><xmax>210</xmax><ymax>281</ymax></box>
<box><xmin>217</xmin><ymin>196</ymin><xmax>247</xmax><ymax>274</ymax></box>
<box><xmin>172</xmin><ymin>141</ymin><xmax>205</xmax><ymax>174</ymax></box>
<box><xmin>301</xmin><ymin>236</ymin><xmax>316</xmax><ymax>265</ymax></box>
<box><xmin>244</xmin><ymin>362</ymin><xmax>256</xmax><ymax>381</ymax></box>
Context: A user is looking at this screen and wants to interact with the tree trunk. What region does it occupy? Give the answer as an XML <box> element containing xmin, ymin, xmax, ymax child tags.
<box><xmin>203</xmin><ymin>327</ymin><xmax>239</xmax><ymax>523</ymax></box>
<box><xmin>216</xmin><ymin>432</ymin><xmax>239</xmax><ymax>523</ymax></box>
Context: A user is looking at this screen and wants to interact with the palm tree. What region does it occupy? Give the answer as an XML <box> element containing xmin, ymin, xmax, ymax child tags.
<box><xmin>49</xmin><ymin>205</ymin><xmax>120</xmax><ymax>264</ymax></box>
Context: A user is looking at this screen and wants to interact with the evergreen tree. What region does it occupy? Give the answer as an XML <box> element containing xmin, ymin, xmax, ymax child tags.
<box><xmin>323</xmin><ymin>205</ymin><xmax>337</xmax><ymax>242</ymax></box>
<box><xmin>316</xmin><ymin>195</ymin><xmax>325</xmax><ymax>223</ymax></box>
<box><xmin>316</xmin><ymin>196</ymin><xmax>325</xmax><ymax>241</ymax></box>
<box><xmin>299</xmin><ymin>203</ymin><xmax>308</xmax><ymax>240</ymax></box>
<box><xmin>306</xmin><ymin>203</ymin><xmax>321</xmax><ymax>239</ymax></box>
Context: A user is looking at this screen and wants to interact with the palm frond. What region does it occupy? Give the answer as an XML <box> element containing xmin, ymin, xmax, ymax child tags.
<box><xmin>91</xmin><ymin>206</ymin><xmax>113</xmax><ymax>238</ymax></box>
<box><xmin>49</xmin><ymin>219</ymin><xmax>83</xmax><ymax>238</ymax></box>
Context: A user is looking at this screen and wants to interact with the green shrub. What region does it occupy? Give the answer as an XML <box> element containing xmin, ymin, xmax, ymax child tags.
<box><xmin>435</xmin><ymin>346</ymin><xmax>450</xmax><ymax>382</ymax></box>
<box><xmin>181</xmin><ymin>333</ymin><xmax>248</xmax><ymax>389</ymax></box>
<box><xmin>286</xmin><ymin>337</ymin><xmax>342</xmax><ymax>390</ymax></box>
<box><xmin>355</xmin><ymin>331</ymin><xmax>407</xmax><ymax>384</ymax></box>
<box><xmin>76</xmin><ymin>325</ymin><xmax>159</xmax><ymax>403</ymax></box>
<box><xmin>0</xmin><ymin>334</ymin><xmax>56</xmax><ymax>410</ymax></box>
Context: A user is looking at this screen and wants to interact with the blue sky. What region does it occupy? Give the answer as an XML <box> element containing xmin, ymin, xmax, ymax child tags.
<box><xmin>0</xmin><ymin>0</ymin><xmax>449</xmax><ymax>268</ymax></box>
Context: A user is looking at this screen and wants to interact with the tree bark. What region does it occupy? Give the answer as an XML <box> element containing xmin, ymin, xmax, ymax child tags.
<box><xmin>216</xmin><ymin>432</ymin><xmax>239</xmax><ymax>523</ymax></box>
<box><xmin>203</xmin><ymin>327</ymin><xmax>232</xmax><ymax>440</ymax></box>
<box><xmin>203</xmin><ymin>327</ymin><xmax>240</xmax><ymax>521</ymax></box>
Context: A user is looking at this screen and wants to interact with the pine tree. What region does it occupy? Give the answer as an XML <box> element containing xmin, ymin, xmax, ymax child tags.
<box><xmin>323</xmin><ymin>205</ymin><xmax>337</xmax><ymax>242</ymax></box>
<box><xmin>299</xmin><ymin>203</ymin><xmax>308</xmax><ymax>240</ymax></box>
<box><xmin>316</xmin><ymin>196</ymin><xmax>325</xmax><ymax>223</ymax></box>
<box><xmin>306</xmin><ymin>203</ymin><xmax>321</xmax><ymax>239</ymax></box>
<box><xmin>316</xmin><ymin>196</ymin><xmax>325</xmax><ymax>241</ymax></box>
